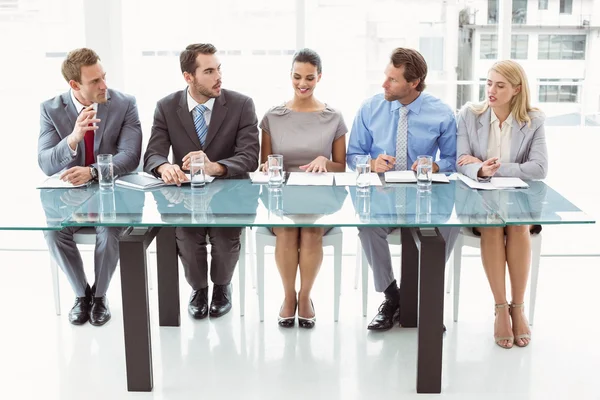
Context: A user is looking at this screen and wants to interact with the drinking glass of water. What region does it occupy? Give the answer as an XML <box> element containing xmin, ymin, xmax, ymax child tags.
<box><xmin>416</xmin><ymin>155</ymin><xmax>433</xmax><ymax>191</ymax></box>
<box><xmin>97</xmin><ymin>154</ymin><xmax>114</xmax><ymax>190</ymax></box>
<box><xmin>268</xmin><ymin>154</ymin><xmax>284</xmax><ymax>187</ymax></box>
<box><xmin>354</xmin><ymin>155</ymin><xmax>371</xmax><ymax>192</ymax></box>
<box><xmin>190</xmin><ymin>154</ymin><xmax>206</xmax><ymax>188</ymax></box>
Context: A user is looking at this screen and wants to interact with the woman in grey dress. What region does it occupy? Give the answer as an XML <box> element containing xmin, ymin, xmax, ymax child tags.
<box><xmin>456</xmin><ymin>60</ymin><xmax>547</xmax><ymax>349</ymax></box>
<box><xmin>259</xmin><ymin>48</ymin><xmax>347</xmax><ymax>328</ymax></box>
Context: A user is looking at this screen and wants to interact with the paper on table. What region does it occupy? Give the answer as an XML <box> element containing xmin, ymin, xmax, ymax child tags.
<box><xmin>37</xmin><ymin>174</ymin><xmax>90</xmax><ymax>189</ymax></box>
<box><xmin>287</xmin><ymin>172</ymin><xmax>334</xmax><ymax>186</ymax></box>
<box><xmin>384</xmin><ymin>171</ymin><xmax>450</xmax><ymax>184</ymax></box>
<box><xmin>334</xmin><ymin>172</ymin><xmax>382</xmax><ymax>186</ymax></box>
<box><xmin>458</xmin><ymin>174</ymin><xmax>528</xmax><ymax>190</ymax></box>
<box><xmin>250</xmin><ymin>171</ymin><xmax>286</xmax><ymax>184</ymax></box>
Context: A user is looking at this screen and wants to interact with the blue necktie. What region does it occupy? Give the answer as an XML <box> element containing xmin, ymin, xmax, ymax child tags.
<box><xmin>192</xmin><ymin>104</ymin><xmax>208</xmax><ymax>146</ymax></box>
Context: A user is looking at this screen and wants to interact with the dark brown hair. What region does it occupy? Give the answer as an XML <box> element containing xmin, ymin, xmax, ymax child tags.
<box><xmin>61</xmin><ymin>48</ymin><xmax>101</xmax><ymax>83</ymax></box>
<box><xmin>292</xmin><ymin>48</ymin><xmax>322</xmax><ymax>74</ymax></box>
<box><xmin>390</xmin><ymin>48</ymin><xmax>427</xmax><ymax>92</ymax></box>
<box><xmin>180</xmin><ymin>43</ymin><xmax>217</xmax><ymax>74</ymax></box>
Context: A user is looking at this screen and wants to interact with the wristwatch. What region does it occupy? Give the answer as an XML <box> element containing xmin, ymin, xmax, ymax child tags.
<box><xmin>89</xmin><ymin>166</ymin><xmax>98</xmax><ymax>181</ymax></box>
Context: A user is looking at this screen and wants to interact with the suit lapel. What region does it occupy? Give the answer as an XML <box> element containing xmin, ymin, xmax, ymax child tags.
<box><xmin>477</xmin><ymin>108</ymin><xmax>491</xmax><ymax>159</ymax></box>
<box><xmin>204</xmin><ymin>91</ymin><xmax>228</xmax><ymax>150</ymax></box>
<box><xmin>510</xmin><ymin>120</ymin><xmax>527</xmax><ymax>163</ymax></box>
<box><xmin>176</xmin><ymin>90</ymin><xmax>202</xmax><ymax>150</ymax></box>
<box><xmin>94</xmin><ymin>91</ymin><xmax>110</xmax><ymax>155</ymax></box>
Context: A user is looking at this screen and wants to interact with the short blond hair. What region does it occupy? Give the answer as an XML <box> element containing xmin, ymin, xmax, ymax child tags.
<box><xmin>471</xmin><ymin>60</ymin><xmax>539</xmax><ymax>126</ymax></box>
<box><xmin>61</xmin><ymin>48</ymin><xmax>101</xmax><ymax>84</ymax></box>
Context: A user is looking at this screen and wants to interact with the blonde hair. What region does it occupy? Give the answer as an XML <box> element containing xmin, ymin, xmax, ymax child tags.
<box><xmin>470</xmin><ymin>60</ymin><xmax>539</xmax><ymax>126</ymax></box>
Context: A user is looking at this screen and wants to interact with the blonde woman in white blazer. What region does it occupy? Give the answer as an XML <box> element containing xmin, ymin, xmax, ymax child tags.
<box><xmin>456</xmin><ymin>60</ymin><xmax>548</xmax><ymax>349</ymax></box>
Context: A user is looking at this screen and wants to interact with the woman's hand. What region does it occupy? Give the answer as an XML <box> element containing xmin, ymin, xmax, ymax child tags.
<box><xmin>300</xmin><ymin>156</ymin><xmax>329</xmax><ymax>173</ymax></box>
<box><xmin>457</xmin><ymin>155</ymin><xmax>483</xmax><ymax>166</ymax></box>
<box><xmin>258</xmin><ymin>163</ymin><xmax>268</xmax><ymax>173</ymax></box>
<box><xmin>478</xmin><ymin>157</ymin><xmax>501</xmax><ymax>178</ymax></box>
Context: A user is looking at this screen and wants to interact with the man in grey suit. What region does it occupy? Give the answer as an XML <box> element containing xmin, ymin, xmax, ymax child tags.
<box><xmin>144</xmin><ymin>43</ymin><xmax>259</xmax><ymax>319</ymax></box>
<box><xmin>38</xmin><ymin>48</ymin><xmax>142</xmax><ymax>326</ymax></box>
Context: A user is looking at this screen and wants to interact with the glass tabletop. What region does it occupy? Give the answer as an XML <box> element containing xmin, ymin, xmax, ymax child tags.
<box><xmin>64</xmin><ymin>179</ymin><xmax>506</xmax><ymax>228</ymax></box>
<box><xmin>0</xmin><ymin>186</ymin><xmax>96</xmax><ymax>231</ymax></box>
<box><xmin>467</xmin><ymin>180</ymin><xmax>595</xmax><ymax>225</ymax></box>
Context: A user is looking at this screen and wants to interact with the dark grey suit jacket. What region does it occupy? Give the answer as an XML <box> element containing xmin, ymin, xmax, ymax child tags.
<box><xmin>38</xmin><ymin>89</ymin><xmax>143</xmax><ymax>177</ymax></box>
<box><xmin>143</xmin><ymin>88</ymin><xmax>259</xmax><ymax>178</ymax></box>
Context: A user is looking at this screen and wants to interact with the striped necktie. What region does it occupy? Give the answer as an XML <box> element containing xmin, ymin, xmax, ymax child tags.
<box><xmin>192</xmin><ymin>104</ymin><xmax>209</xmax><ymax>146</ymax></box>
<box><xmin>394</xmin><ymin>106</ymin><xmax>409</xmax><ymax>171</ymax></box>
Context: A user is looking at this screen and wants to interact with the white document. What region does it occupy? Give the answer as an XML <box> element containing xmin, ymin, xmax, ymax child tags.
<box><xmin>384</xmin><ymin>171</ymin><xmax>450</xmax><ymax>184</ymax></box>
<box><xmin>37</xmin><ymin>174</ymin><xmax>89</xmax><ymax>189</ymax></box>
<box><xmin>458</xmin><ymin>174</ymin><xmax>529</xmax><ymax>190</ymax></box>
<box><xmin>250</xmin><ymin>171</ymin><xmax>286</xmax><ymax>184</ymax></box>
<box><xmin>334</xmin><ymin>172</ymin><xmax>382</xmax><ymax>186</ymax></box>
<box><xmin>287</xmin><ymin>172</ymin><xmax>334</xmax><ymax>186</ymax></box>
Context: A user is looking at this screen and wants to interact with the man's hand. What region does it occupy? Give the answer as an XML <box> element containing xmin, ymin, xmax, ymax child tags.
<box><xmin>371</xmin><ymin>154</ymin><xmax>396</xmax><ymax>173</ymax></box>
<box><xmin>60</xmin><ymin>166</ymin><xmax>92</xmax><ymax>186</ymax></box>
<box><xmin>67</xmin><ymin>106</ymin><xmax>100</xmax><ymax>150</ymax></box>
<box><xmin>458</xmin><ymin>155</ymin><xmax>483</xmax><ymax>166</ymax></box>
<box><xmin>182</xmin><ymin>151</ymin><xmax>226</xmax><ymax>176</ymax></box>
<box><xmin>157</xmin><ymin>163</ymin><xmax>189</xmax><ymax>186</ymax></box>
<box><xmin>478</xmin><ymin>157</ymin><xmax>501</xmax><ymax>178</ymax></box>
<box><xmin>410</xmin><ymin>160</ymin><xmax>440</xmax><ymax>173</ymax></box>
<box><xmin>300</xmin><ymin>156</ymin><xmax>328</xmax><ymax>173</ymax></box>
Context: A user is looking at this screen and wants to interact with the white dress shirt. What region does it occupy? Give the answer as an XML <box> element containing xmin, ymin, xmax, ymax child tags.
<box><xmin>487</xmin><ymin>109</ymin><xmax>513</xmax><ymax>164</ymax></box>
<box><xmin>187</xmin><ymin>89</ymin><xmax>215</xmax><ymax>126</ymax></box>
<box><xmin>69</xmin><ymin>90</ymin><xmax>98</xmax><ymax>157</ymax></box>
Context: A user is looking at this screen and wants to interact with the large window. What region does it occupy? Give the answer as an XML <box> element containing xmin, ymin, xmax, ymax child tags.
<box><xmin>511</xmin><ymin>34</ymin><xmax>528</xmax><ymax>59</ymax></box>
<box><xmin>487</xmin><ymin>0</ymin><xmax>528</xmax><ymax>24</ymax></box>
<box><xmin>560</xmin><ymin>0</ymin><xmax>573</xmax><ymax>14</ymax></box>
<box><xmin>419</xmin><ymin>37</ymin><xmax>444</xmax><ymax>72</ymax></box>
<box><xmin>538</xmin><ymin>79</ymin><xmax>580</xmax><ymax>103</ymax></box>
<box><xmin>480</xmin><ymin>34</ymin><xmax>498</xmax><ymax>59</ymax></box>
<box><xmin>538</xmin><ymin>35</ymin><xmax>586</xmax><ymax>60</ymax></box>
<box><xmin>538</xmin><ymin>0</ymin><xmax>548</xmax><ymax>10</ymax></box>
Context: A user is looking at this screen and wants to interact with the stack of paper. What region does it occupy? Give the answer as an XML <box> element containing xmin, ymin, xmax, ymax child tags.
<box><xmin>250</xmin><ymin>171</ymin><xmax>286</xmax><ymax>184</ymax></box>
<box><xmin>37</xmin><ymin>174</ymin><xmax>90</xmax><ymax>189</ymax></box>
<box><xmin>116</xmin><ymin>172</ymin><xmax>214</xmax><ymax>190</ymax></box>
<box><xmin>286</xmin><ymin>172</ymin><xmax>334</xmax><ymax>186</ymax></box>
<box><xmin>333</xmin><ymin>172</ymin><xmax>382</xmax><ymax>186</ymax></box>
<box><xmin>384</xmin><ymin>171</ymin><xmax>450</xmax><ymax>184</ymax></box>
<box><xmin>458</xmin><ymin>174</ymin><xmax>529</xmax><ymax>190</ymax></box>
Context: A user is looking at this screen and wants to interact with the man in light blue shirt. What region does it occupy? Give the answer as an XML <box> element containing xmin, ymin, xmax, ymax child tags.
<box><xmin>347</xmin><ymin>48</ymin><xmax>459</xmax><ymax>331</ymax></box>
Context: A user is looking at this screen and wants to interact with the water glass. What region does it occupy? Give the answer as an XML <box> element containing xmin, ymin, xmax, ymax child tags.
<box><xmin>268</xmin><ymin>154</ymin><xmax>284</xmax><ymax>187</ymax></box>
<box><xmin>99</xmin><ymin>190</ymin><xmax>116</xmax><ymax>222</ymax></box>
<box><xmin>190</xmin><ymin>154</ymin><xmax>206</xmax><ymax>189</ymax></box>
<box><xmin>356</xmin><ymin>189</ymin><xmax>371</xmax><ymax>223</ymax></box>
<box><xmin>267</xmin><ymin>187</ymin><xmax>283</xmax><ymax>216</ymax></box>
<box><xmin>355</xmin><ymin>155</ymin><xmax>371</xmax><ymax>191</ymax></box>
<box><xmin>416</xmin><ymin>155</ymin><xmax>433</xmax><ymax>191</ymax></box>
<box><xmin>97</xmin><ymin>154</ymin><xmax>114</xmax><ymax>190</ymax></box>
<box><xmin>416</xmin><ymin>190</ymin><xmax>432</xmax><ymax>224</ymax></box>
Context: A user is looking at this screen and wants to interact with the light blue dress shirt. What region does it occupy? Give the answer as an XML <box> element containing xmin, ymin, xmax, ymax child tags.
<box><xmin>346</xmin><ymin>92</ymin><xmax>457</xmax><ymax>172</ymax></box>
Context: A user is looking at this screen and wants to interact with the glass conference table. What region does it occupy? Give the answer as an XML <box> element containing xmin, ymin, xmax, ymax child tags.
<box><xmin>4</xmin><ymin>179</ymin><xmax>592</xmax><ymax>394</ymax></box>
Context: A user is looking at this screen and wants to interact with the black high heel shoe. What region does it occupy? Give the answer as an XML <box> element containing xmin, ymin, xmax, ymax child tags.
<box><xmin>298</xmin><ymin>299</ymin><xmax>316</xmax><ymax>329</ymax></box>
<box><xmin>278</xmin><ymin>300</ymin><xmax>297</xmax><ymax>328</ymax></box>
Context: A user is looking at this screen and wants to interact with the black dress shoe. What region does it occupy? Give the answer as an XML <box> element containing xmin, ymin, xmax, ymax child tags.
<box><xmin>367</xmin><ymin>298</ymin><xmax>400</xmax><ymax>331</ymax></box>
<box><xmin>209</xmin><ymin>283</ymin><xmax>232</xmax><ymax>318</ymax></box>
<box><xmin>278</xmin><ymin>300</ymin><xmax>297</xmax><ymax>328</ymax></box>
<box><xmin>90</xmin><ymin>296</ymin><xmax>111</xmax><ymax>326</ymax></box>
<box><xmin>68</xmin><ymin>285</ymin><xmax>93</xmax><ymax>325</ymax></box>
<box><xmin>188</xmin><ymin>287</ymin><xmax>209</xmax><ymax>319</ymax></box>
<box><xmin>298</xmin><ymin>299</ymin><xmax>316</xmax><ymax>329</ymax></box>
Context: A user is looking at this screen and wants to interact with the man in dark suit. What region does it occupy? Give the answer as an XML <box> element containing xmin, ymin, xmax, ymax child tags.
<box><xmin>38</xmin><ymin>48</ymin><xmax>142</xmax><ymax>326</ymax></box>
<box><xmin>144</xmin><ymin>43</ymin><xmax>259</xmax><ymax>319</ymax></box>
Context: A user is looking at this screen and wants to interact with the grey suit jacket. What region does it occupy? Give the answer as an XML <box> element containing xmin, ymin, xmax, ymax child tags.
<box><xmin>143</xmin><ymin>88</ymin><xmax>259</xmax><ymax>178</ymax></box>
<box><xmin>38</xmin><ymin>89</ymin><xmax>143</xmax><ymax>177</ymax></box>
<box><xmin>456</xmin><ymin>105</ymin><xmax>548</xmax><ymax>181</ymax></box>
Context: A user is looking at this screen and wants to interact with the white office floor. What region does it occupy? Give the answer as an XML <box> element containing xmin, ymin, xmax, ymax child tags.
<box><xmin>0</xmin><ymin>247</ymin><xmax>598</xmax><ymax>400</ymax></box>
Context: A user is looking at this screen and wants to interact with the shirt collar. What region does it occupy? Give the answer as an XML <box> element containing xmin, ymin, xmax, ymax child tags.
<box><xmin>390</xmin><ymin>92</ymin><xmax>424</xmax><ymax>115</ymax></box>
<box><xmin>70</xmin><ymin>89</ymin><xmax>97</xmax><ymax>114</ymax></box>
<box><xmin>490</xmin><ymin>108</ymin><xmax>513</xmax><ymax>127</ymax></box>
<box><xmin>187</xmin><ymin>88</ymin><xmax>215</xmax><ymax>112</ymax></box>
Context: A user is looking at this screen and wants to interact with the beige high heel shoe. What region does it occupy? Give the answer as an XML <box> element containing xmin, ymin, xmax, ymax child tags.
<box><xmin>510</xmin><ymin>302</ymin><xmax>531</xmax><ymax>347</ymax></box>
<box><xmin>494</xmin><ymin>303</ymin><xmax>514</xmax><ymax>349</ymax></box>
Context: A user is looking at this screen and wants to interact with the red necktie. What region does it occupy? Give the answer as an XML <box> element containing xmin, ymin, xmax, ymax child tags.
<box><xmin>84</xmin><ymin>123</ymin><xmax>94</xmax><ymax>166</ymax></box>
